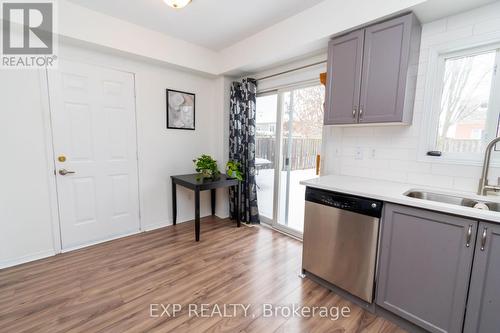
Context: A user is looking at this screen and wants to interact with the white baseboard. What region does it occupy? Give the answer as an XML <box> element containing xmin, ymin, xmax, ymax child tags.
<box><xmin>0</xmin><ymin>249</ymin><xmax>56</xmax><ymax>270</ymax></box>
<box><xmin>61</xmin><ymin>229</ymin><xmax>141</xmax><ymax>253</ymax></box>
<box><xmin>1</xmin><ymin>214</ymin><xmax>231</xmax><ymax>270</ymax></box>
<box><xmin>142</xmin><ymin>220</ymin><xmax>172</xmax><ymax>232</ymax></box>
<box><xmin>143</xmin><ymin>212</ymin><xmax>230</xmax><ymax>232</ymax></box>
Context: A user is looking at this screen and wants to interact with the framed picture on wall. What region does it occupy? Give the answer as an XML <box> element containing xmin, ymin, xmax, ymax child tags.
<box><xmin>166</xmin><ymin>89</ymin><xmax>196</xmax><ymax>130</ymax></box>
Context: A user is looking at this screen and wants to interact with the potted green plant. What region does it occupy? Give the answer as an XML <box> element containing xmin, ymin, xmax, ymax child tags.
<box><xmin>226</xmin><ymin>160</ymin><xmax>243</xmax><ymax>181</ymax></box>
<box><xmin>193</xmin><ymin>154</ymin><xmax>220</xmax><ymax>180</ymax></box>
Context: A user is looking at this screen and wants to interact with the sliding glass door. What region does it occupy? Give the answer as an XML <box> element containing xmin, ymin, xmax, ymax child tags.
<box><xmin>256</xmin><ymin>83</ymin><xmax>325</xmax><ymax>236</ymax></box>
<box><xmin>255</xmin><ymin>93</ymin><xmax>278</xmax><ymax>224</ymax></box>
<box><xmin>277</xmin><ymin>85</ymin><xmax>325</xmax><ymax>234</ymax></box>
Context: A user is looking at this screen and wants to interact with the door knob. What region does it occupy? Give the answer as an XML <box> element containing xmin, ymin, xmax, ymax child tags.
<box><xmin>59</xmin><ymin>169</ymin><xmax>76</xmax><ymax>176</ymax></box>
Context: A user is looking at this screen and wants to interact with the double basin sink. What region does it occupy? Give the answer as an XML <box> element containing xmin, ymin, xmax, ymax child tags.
<box><xmin>405</xmin><ymin>190</ymin><xmax>500</xmax><ymax>212</ymax></box>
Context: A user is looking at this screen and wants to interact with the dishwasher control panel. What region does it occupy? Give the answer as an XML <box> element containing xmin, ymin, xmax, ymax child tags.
<box><xmin>305</xmin><ymin>187</ymin><xmax>383</xmax><ymax>218</ymax></box>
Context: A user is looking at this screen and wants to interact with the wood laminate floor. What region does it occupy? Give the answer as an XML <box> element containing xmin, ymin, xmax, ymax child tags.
<box><xmin>0</xmin><ymin>217</ymin><xmax>406</xmax><ymax>333</ymax></box>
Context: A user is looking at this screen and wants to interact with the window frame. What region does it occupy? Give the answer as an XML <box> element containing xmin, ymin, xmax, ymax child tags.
<box><xmin>421</xmin><ymin>41</ymin><xmax>500</xmax><ymax>165</ymax></box>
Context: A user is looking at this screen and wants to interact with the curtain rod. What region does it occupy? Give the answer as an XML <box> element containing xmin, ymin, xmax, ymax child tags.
<box><xmin>256</xmin><ymin>60</ymin><xmax>327</xmax><ymax>81</ymax></box>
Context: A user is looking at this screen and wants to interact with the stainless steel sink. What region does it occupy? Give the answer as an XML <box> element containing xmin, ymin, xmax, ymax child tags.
<box><xmin>405</xmin><ymin>191</ymin><xmax>500</xmax><ymax>212</ymax></box>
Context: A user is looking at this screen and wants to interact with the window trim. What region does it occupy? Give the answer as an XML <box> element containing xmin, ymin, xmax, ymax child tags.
<box><xmin>419</xmin><ymin>39</ymin><xmax>500</xmax><ymax>166</ymax></box>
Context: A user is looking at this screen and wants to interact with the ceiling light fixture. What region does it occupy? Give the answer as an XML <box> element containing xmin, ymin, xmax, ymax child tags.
<box><xmin>164</xmin><ymin>0</ymin><xmax>192</xmax><ymax>9</ymax></box>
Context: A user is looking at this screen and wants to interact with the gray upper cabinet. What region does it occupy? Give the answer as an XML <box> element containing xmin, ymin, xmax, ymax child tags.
<box><xmin>359</xmin><ymin>14</ymin><xmax>420</xmax><ymax>123</ymax></box>
<box><xmin>464</xmin><ymin>222</ymin><xmax>500</xmax><ymax>333</ymax></box>
<box><xmin>376</xmin><ymin>204</ymin><xmax>476</xmax><ymax>333</ymax></box>
<box><xmin>324</xmin><ymin>13</ymin><xmax>421</xmax><ymax>125</ymax></box>
<box><xmin>324</xmin><ymin>30</ymin><xmax>364</xmax><ymax>125</ymax></box>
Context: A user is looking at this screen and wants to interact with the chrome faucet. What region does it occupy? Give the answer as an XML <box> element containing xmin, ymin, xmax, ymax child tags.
<box><xmin>478</xmin><ymin>137</ymin><xmax>500</xmax><ymax>195</ymax></box>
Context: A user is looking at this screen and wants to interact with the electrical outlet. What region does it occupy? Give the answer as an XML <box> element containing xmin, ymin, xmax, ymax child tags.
<box><xmin>371</xmin><ymin>148</ymin><xmax>376</xmax><ymax>159</ymax></box>
<box><xmin>355</xmin><ymin>147</ymin><xmax>363</xmax><ymax>160</ymax></box>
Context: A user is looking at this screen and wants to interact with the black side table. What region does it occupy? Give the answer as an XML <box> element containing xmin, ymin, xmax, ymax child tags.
<box><xmin>171</xmin><ymin>174</ymin><xmax>241</xmax><ymax>241</ymax></box>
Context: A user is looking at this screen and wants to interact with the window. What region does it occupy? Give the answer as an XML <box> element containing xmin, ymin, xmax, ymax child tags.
<box><xmin>428</xmin><ymin>45</ymin><xmax>500</xmax><ymax>161</ymax></box>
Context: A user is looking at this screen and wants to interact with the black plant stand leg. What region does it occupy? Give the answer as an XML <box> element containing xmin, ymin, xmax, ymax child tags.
<box><xmin>211</xmin><ymin>189</ymin><xmax>216</xmax><ymax>216</ymax></box>
<box><xmin>195</xmin><ymin>189</ymin><xmax>200</xmax><ymax>242</ymax></box>
<box><xmin>236</xmin><ymin>182</ymin><xmax>241</xmax><ymax>228</ymax></box>
<box><xmin>172</xmin><ymin>181</ymin><xmax>177</xmax><ymax>225</ymax></box>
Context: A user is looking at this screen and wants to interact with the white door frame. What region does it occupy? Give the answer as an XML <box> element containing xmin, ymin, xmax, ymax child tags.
<box><xmin>259</xmin><ymin>79</ymin><xmax>323</xmax><ymax>240</ymax></box>
<box><xmin>39</xmin><ymin>60</ymin><xmax>142</xmax><ymax>254</ymax></box>
<box><xmin>39</xmin><ymin>69</ymin><xmax>63</xmax><ymax>253</ymax></box>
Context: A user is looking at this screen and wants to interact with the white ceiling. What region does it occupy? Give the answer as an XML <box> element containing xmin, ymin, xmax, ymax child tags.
<box><xmin>67</xmin><ymin>0</ymin><xmax>326</xmax><ymax>51</ymax></box>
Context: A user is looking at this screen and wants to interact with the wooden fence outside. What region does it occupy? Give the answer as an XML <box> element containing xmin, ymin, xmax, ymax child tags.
<box><xmin>256</xmin><ymin>136</ymin><xmax>321</xmax><ymax>171</ymax></box>
<box><xmin>439</xmin><ymin>139</ymin><xmax>482</xmax><ymax>153</ymax></box>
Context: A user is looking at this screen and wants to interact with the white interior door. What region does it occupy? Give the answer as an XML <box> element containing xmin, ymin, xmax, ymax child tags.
<box><xmin>48</xmin><ymin>60</ymin><xmax>140</xmax><ymax>250</ymax></box>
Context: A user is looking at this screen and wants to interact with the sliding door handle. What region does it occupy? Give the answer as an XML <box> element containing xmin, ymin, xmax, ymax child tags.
<box><xmin>316</xmin><ymin>155</ymin><xmax>321</xmax><ymax>176</ymax></box>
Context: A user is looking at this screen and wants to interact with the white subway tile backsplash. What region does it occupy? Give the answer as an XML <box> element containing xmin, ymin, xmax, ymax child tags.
<box><xmin>453</xmin><ymin>177</ymin><xmax>479</xmax><ymax>192</ymax></box>
<box><xmin>446</xmin><ymin>2</ymin><xmax>500</xmax><ymax>31</ymax></box>
<box><xmin>407</xmin><ymin>172</ymin><xmax>454</xmax><ymax>189</ymax></box>
<box><xmin>342</xmin><ymin>157</ymin><xmax>391</xmax><ymax>169</ymax></box>
<box><xmin>374</xmin><ymin>148</ymin><xmax>417</xmax><ymax>161</ymax></box>
<box><xmin>420</xmin><ymin>26</ymin><xmax>474</xmax><ymax>48</ymax></box>
<box><xmin>324</xmin><ymin>3</ymin><xmax>500</xmax><ymax>193</ymax></box>
<box><xmin>488</xmin><ymin>168</ymin><xmax>500</xmax><ymax>180</ymax></box>
<box><xmin>413</xmin><ymin>99</ymin><xmax>424</xmax><ymax>113</ymax></box>
<box><xmin>342</xmin><ymin>127</ymin><xmax>374</xmax><ymax>137</ymax></box>
<box><xmin>340</xmin><ymin>147</ymin><xmax>359</xmax><ymax>157</ymax></box>
<box><xmin>431</xmin><ymin>164</ymin><xmax>482</xmax><ymax>178</ymax></box>
<box><xmin>370</xmin><ymin>168</ymin><xmax>408</xmax><ymax>183</ymax></box>
<box><xmin>474</xmin><ymin>18</ymin><xmax>500</xmax><ymax>35</ymax></box>
<box><xmin>418</xmin><ymin>47</ymin><xmax>430</xmax><ymax>65</ymax></box>
<box><xmin>389</xmin><ymin>160</ymin><xmax>432</xmax><ymax>174</ymax></box>
<box><xmin>394</xmin><ymin>136</ymin><xmax>421</xmax><ymax>148</ymax></box>
<box><xmin>339</xmin><ymin>164</ymin><xmax>371</xmax><ymax>177</ymax></box>
<box><xmin>421</xmin><ymin>18</ymin><xmax>447</xmax><ymax>36</ymax></box>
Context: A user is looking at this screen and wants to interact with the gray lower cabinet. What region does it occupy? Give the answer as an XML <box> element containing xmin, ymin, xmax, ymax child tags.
<box><xmin>376</xmin><ymin>204</ymin><xmax>476</xmax><ymax>333</ymax></box>
<box><xmin>464</xmin><ymin>222</ymin><xmax>500</xmax><ymax>333</ymax></box>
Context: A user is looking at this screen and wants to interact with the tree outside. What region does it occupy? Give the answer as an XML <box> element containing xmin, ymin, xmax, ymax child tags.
<box><xmin>437</xmin><ymin>51</ymin><xmax>497</xmax><ymax>153</ymax></box>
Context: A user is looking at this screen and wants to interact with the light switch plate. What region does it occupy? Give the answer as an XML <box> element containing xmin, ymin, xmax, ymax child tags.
<box><xmin>355</xmin><ymin>147</ymin><xmax>363</xmax><ymax>160</ymax></box>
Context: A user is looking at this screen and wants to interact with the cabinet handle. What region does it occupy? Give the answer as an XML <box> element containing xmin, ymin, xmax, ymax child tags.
<box><xmin>480</xmin><ymin>227</ymin><xmax>488</xmax><ymax>251</ymax></box>
<box><xmin>352</xmin><ymin>107</ymin><xmax>357</xmax><ymax>118</ymax></box>
<box><xmin>466</xmin><ymin>224</ymin><xmax>473</xmax><ymax>248</ymax></box>
<box><xmin>359</xmin><ymin>107</ymin><xmax>363</xmax><ymax>120</ymax></box>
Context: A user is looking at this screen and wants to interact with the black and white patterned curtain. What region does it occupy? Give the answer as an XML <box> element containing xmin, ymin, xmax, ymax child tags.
<box><xmin>229</xmin><ymin>78</ymin><xmax>260</xmax><ymax>224</ymax></box>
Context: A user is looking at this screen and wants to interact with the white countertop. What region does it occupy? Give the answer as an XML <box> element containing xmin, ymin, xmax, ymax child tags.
<box><xmin>300</xmin><ymin>175</ymin><xmax>500</xmax><ymax>223</ymax></box>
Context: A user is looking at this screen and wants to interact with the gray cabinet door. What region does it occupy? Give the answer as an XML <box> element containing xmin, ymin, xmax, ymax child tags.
<box><xmin>359</xmin><ymin>14</ymin><xmax>415</xmax><ymax>123</ymax></box>
<box><xmin>464</xmin><ymin>222</ymin><xmax>500</xmax><ymax>333</ymax></box>
<box><xmin>324</xmin><ymin>30</ymin><xmax>364</xmax><ymax>125</ymax></box>
<box><xmin>376</xmin><ymin>204</ymin><xmax>476</xmax><ymax>333</ymax></box>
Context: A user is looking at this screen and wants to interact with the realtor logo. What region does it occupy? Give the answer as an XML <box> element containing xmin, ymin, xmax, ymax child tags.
<box><xmin>1</xmin><ymin>0</ymin><xmax>57</xmax><ymax>68</ymax></box>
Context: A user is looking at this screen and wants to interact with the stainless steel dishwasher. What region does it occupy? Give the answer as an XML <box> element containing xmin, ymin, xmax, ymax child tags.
<box><xmin>302</xmin><ymin>187</ymin><xmax>382</xmax><ymax>303</ymax></box>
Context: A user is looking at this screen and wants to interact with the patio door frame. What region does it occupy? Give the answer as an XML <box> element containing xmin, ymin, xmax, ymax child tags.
<box><xmin>258</xmin><ymin>79</ymin><xmax>323</xmax><ymax>239</ymax></box>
